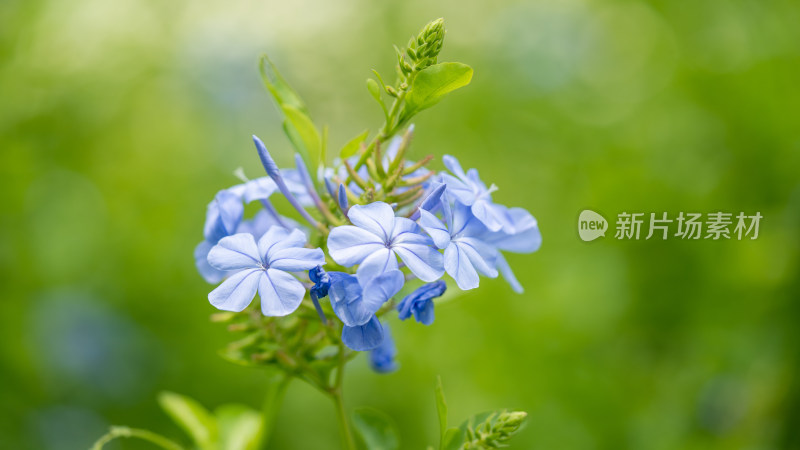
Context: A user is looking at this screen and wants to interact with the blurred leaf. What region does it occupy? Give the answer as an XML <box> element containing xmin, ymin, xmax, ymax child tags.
<box><xmin>215</xmin><ymin>404</ymin><xmax>262</xmax><ymax>450</ymax></box>
<box><xmin>401</xmin><ymin>62</ymin><xmax>473</xmax><ymax>122</ymax></box>
<box><xmin>442</xmin><ymin>427</ymin><xmax>465</xmax><ymax>450</ymax></box>
<box><xmin>258</xmin><ymin>54</ymin><xmax>307</xmax><ymax>114</ymax></box>
<box><xmin>435</xmin><ymin>376</ymin><xmax>448</xmax><ymax>449</ymax></box>
<box><xmin>352</xmin><ymin>407</ymin><xmax>400</xmax><ymax>450</ymax></box>
<box><xmin>157</xmin><ymin>391</ymin><xmax>217</xmax><ymax>449</ymax></box>
<box><xmin>255</xmin><ymin>371</ymin><xmax>291</xmax><ymax>449</ymax></box>
<box><xmin>340</xmin><ymin>130</ymin><xmax>369</xmax><ymax>159</ymax></box>
<box><xmin>282</xmin><ymin>104</ymin><xmax>321</xmax><ymax>171</ymax></box>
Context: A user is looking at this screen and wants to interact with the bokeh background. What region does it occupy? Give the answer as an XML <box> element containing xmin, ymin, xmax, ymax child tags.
<box><xmin>2</xmin><ymin>0</ymin><xmax>800</xmax><ymax>448</ymax></box>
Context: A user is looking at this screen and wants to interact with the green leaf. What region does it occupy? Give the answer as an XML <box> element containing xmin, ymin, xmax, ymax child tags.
<box><xmin>352</xmin><ymin>407</ymin><xmax>400</xmax><ymax>450</ymax></box>
<box><xmin>402</xmin><ymin>62</ymin><xmax>473</xmax><ymax>121</ymax></box>
<box><xmin>435</xmin><ymin>376</ymin><xmax>448</xmax><ymax>448</ymax></box>
<box><xmin>215</xmin><ymin>404</ymin><xmax>262</xmax><ymax>450</ymax></box>
<box><xmin>367</xmin><ymin>78</ymin><xmax>382</xmax><ymax>103</ymax></box>
<box><xmin>282</xmin><ymin>104</ymin><xmax>321</xmax><ymax>170</ymax></box>
<box><xmin>258</xmin><ymin>54</ymin><xmax>307</xmax><ymax>114</ymax></box>
<box><xmin>339</xmin><ymin>129</ymin><xmax>369</xmax><ymax>159</ymax></box>
<box><xmin>442</xmin><ymin>427</ymin><xmax>464</xmax><ymax>450</ymax></box>
<box><xmin>157</xmin><ymin>391</ymin><xmax>217</xmax><ymax>449</ymax></box>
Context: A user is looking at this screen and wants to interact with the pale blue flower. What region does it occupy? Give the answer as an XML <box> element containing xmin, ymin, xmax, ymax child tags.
<box><xmin>369</xmin><ymin>322</ymin><xmax>399</xmax><ymax>373</ymax></box>
<box><xmin>418</xmin><ymin>198</ymin><xmax>497</xmax><ymax>290</ymax></box>
<box><xmin>328</xmin><ymin>202</ymin><xmax>444</xmax><ymax>283</ymax></box>
<box><xmin>206</xmin><ymin>227</ymin><xmax>325</xmax><ymax>316</ymax></box>
<box><xmin>480</xmin><ymin>206</ymin><xmax>542</xmax><ymax>293</ymax></box>
<box><xmin>440</xmin><ymin>155</ymin><xmax>513</xmax><ymax>232</ymax></box>
<box><xmin>328</xmin><ymin>269</ymin><xmax>405</xmax><ymax>351</ymax></box>
<box><xmin>195</xmin><ymin>179</ymin><xmax>293</xmax><ymax>283</ymax></box>
<box><xmin>397</xmin><ymin>281</ymin><xmax>447</xmax><ymax>325</ymax></box>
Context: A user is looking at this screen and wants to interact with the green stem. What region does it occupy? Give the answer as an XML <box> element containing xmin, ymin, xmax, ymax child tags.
<box><xmin>331</xmin><ymin>340</ymin><xmax>357</xmax><ymax>450</ymax></box>
<box><xmin>91</xmin><ymin>426</ymin><xmax>184</xmax><ymax>450</ymax></box>
<box><xmin>258</xmin><ymin>371</ymin><xmax>292</xmax><ymax>449</ymax></box>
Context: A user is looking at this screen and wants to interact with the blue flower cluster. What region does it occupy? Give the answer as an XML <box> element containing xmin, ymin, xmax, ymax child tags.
<box><xmin>197</xmin><ymin>134</ymin><xmax>541</xmax><ymax>372</ymax></box>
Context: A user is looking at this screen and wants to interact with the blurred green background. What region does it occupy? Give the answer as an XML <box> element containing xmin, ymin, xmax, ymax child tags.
<box><xmin>2</xmin><ymin>0</ymin><xmax>800</xmax><ymax>448</ymax></box>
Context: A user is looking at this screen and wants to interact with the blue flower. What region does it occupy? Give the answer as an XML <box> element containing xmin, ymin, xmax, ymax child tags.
<box><xmin>195</xmin><ymin>179</ymin><xmax>293</xmax><ymax>284</ymax></box>
<box><xmin>369</xmin><ymin>322</ymin><xmax>399</xmax><ymax>373</ymax></box>
<box><xmin>206</xmin><ymin>226</ymin><xmax>325</xmax><ymax>316</ymax></box>
<box><xmin>418</xmin><ymin>197</ymin><xmax>498</xmax><ymax>290</ymax></box>
<box><xmin>397</xmin><ymin>281</ymin><xmax>447</xmax><ymax>325</ymax></box>
<box><xmin>309</xmin><ymin>265</ymin><xmax>331</xmax><ymax>299</ymax></box>
<box><xmin>327</xmin><ymin>202</ymin><xmax>444</xmax><ymax>283</ymax></box>
<box><xmin>328</xmin><ymin>269</ymin><xmax>405</xmax><ymax>351</ymax></box>
<box><xmin>440</xmin><ymin>155</ymin><xmax>513</xmax><ymax>232</ymax></box>
<box><xmin>480</xmin><ymin>206</ymin><xmax>542</xmax><ymax>293</ymax></box>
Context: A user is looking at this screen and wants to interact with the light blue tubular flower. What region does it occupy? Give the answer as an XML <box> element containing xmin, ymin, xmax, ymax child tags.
<box><xmin>397</xmin><ymin>281</ymin><xmax>447</xmax><ymax>325</ymax></box>
<box><xmin>328</xmin><ymin>269</ymin><xmax>405</xmax><ymax>351</ymax></box>
<box><xmin>440</xmin><ymin>155</ymin><xmax>513</xmax><ymax>232</ymax></box>
<box><xmin>418</xmin><ymin>197</ymin><xmax>498</xmax><ymax>290</ymax></box>
<box><xmin>328</xmin><ymin>202</ymin><xmax>444</xmax><ymax>283</ymax></box>
<box><xmin>481</xmin><ymin>206</ymin><xmax>542</xmax><ymax>293</ymax></box>
<box><xmin>369</xmin><ymin>322</ymin><xmax>399</xmax><ymax>373</ymax></box>
<box><xmin>194</xmin><ymin>177</ymin><xmax>301</xmax><ymax>283</ymax></box>
<box><xmin>206</xmin><ymin>226</ymin><xmax>325</xmax><ymax>316</ymax></box>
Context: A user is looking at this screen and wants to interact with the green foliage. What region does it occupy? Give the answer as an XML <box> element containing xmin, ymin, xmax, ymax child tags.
<box><xmin>352</xmin><ymin>407</ymin><xmax>400</xmax><ymax>450</ymax></box>
<box><xmin>158</xmin><ymin>391</ymin><xmax>218</xmax><ymax>449</ymax></box>
<box><xmin>401</xmin><ymin>62</ymin><xmax>473</xmax><ymax>122</ymax></box>
<box><xmin>340</xmin><ymin>129</ymin><xmax>370</xmax><ymax>159</ymax></box>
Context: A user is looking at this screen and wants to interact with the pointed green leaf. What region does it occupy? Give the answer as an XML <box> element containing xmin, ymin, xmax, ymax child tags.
<box><xmin>402</xmin><ymin>62</ymin><xmax>473</xmax><ymax>121</ymax></box>
<box><xmin>340</xmin><ymin>130</ymin><xmax>369</xmax><ymax>159</ymax></box>
<box><xmin>281</xmin><ymin>104</ymin><xmax>321</xmax><ymax>172</ymax></box>
<box><xmin>435</xmin><ymin>376</ymin><xmax>448</xmax><ymax>446</ymax></box>
<box><xmin>352</xmin><ymin>407</ymin><xmax>400</xmax><ymax>450</ymax></box>
<box><xmin>367</xmin><ymin>78</ymin><xmax>382</xmax><ymax>103</ymax></box>
<box><xmin>258</xmin><ymin>55</ymin><xmax>307</xmax><ymax>113</ymax></box>
<box><xmin>216</xmin><ymin>404</ymin><xmax>262</xmax><ymax>450</ymax></box>
<box><xmin>157</xmin><ymin>391</ymin><xmax>217</xmax><ymax>449</ymax></box>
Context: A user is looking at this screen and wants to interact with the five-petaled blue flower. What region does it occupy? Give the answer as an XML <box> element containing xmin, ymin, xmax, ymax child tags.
<box><xmin>439</xmin><ymin>155</ymin><xmax>513</xmax><ymax>233</ymax></box>
<box><xmin>369</xmin><ymin>322</ymin><xmax>399</xmax><ymax>373</ymax></box>
<box><xmin>397</xmin><ymin>281</ymin><xmax>447</xmax><ymax>325</ymax></box>
<box><xmin>418</xmin><ymin>197</ymin><xmax>498</xmax><ymax>290</ymax></box>
<box><xmin>328</xmin><ymin>269</ymin><xmax>405</xmax><ymax>351</ymax></box>
<box><xmin>206</xmin><ymin>226</ymin><xmax>325</xmax><ymax>316</ymax></box>
<box><xmin>328</xmin><ymin>202</ymin><xmax>444</xmax><ymax>283</ymax></box>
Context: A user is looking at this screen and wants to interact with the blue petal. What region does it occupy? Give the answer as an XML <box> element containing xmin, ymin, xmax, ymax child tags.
<box><xmin>347</xmin><ymin>202</ymin><xmax>396</xmax><ymax>242</ymax></box>
<box><xmin>259</xmin><ymin>268</ymin><xmax>307</xmax><ymax>316</ymax></box>
<box><xmin>269</xmin><ymin>247</ymin><xmax>325</xmax><ymax>272</ymax></box>
<box><xmin>444</xmin><ymin>243</ymin><xmax>479</xmax><ymax>290</ymax></box>
<box><xmin>443</xmin><ymin>154</ymin><xmax>468</xmax><ymax>181</ymax></box>
<box><xmin>455</xmin><ymin>237</ymin><xmax>498</xmax><ymax>278</ymax></box>
<box><xmin>418</xmin><ymin>209</ymin><xmax>451</xmax><ymax>249</ymax></box>
<box><xmin>486</xmin><ymin>208</ymin><xmax>542</xmax><ymax>253</ymax></box>
<box><xmin>361</xmin><ymin>270</ymin><xmax>405</xmax><ymax>313</ymax></box>
<box><xmin>342</xmin><ymin>316</ymin><xmax>384</xmax><ymax>351</ymax></box>
<box><xmin>203</xmin><ymin>190</ymin><xmax>244</xmax><ymax>242</ymax></box>
<box><xmin>440</xmin><ymin>173</ymin><xmax>475</xmax><ymax>206</ymax></box>
<box><xmin>208</xmin><ymin>268</ymin><xmax>262</xmax><ymax>312</ymax></box>
<box><xmin>258</xmin><ymin>226</ymin><xmax>307</xmax><ymax>262</ymax></box>
<box><xmin>207</xmin><ymin>233</ymin><xmax>262</xmax><ymax>271</ymax></box>
<box><xmin>414</xmin><ymin>299</ymin><xmax>435</xmax><ymax>325</ymax></box>
<box><xmin>241</xmin><ymin>177</ymin><xmax>278</xmax><ymax>203</ymax></box>
<box><xmin>194</xmin><ymin>240</ymin><xmax>227</xmax><ymax>284</ymax></box>
<box><xmin>329</xmin><ymin>273</ymin><xmax>368</xmax><ymax>326</ymax></box>
<box><xmin>392</xmin><ymin>221</ymin><xmax>444</xmax><ymax>282</ymax></box>
<box><xmin>471</xmin><ymin>200</ymin><xmax>507</xmax><ymax>232</ymax></box>
<box><xmin>328</xmin><ymin>225</ymin><xmax>384</xmax><ymax>267</ymax></box>
<box><xmin>495</xmin><ymin>253</ymin><xmax>524</xmax><ymax>293</ymax></box>
<box><xmin>355</xmin><ymin>248</ymin><xmax>399</xmax><ymax>285</ymax></box>
<box><xmin>369</xmin><ymin>322</ymin><xmax>399</xmax><ymax>373</ymax></box>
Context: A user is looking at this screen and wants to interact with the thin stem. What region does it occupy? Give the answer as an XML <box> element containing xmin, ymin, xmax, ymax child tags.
<box><xmin>331</xmin><ymin>339</ymin><xmax>357</xmax><ymax>450</ymax></box>
<box><xmin>258</xmin><ymin>371</ymin><xmax>292</xmax><ymax>449</ymax></box>
<box><xmin>91</xmin><ymin>426</ymin><xmax>183</xmax><ymax>450</ymax></box>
